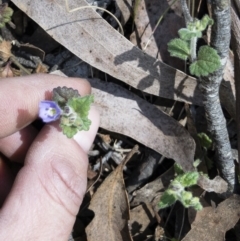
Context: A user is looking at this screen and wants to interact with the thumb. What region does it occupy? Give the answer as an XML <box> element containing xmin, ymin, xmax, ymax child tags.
<box><xmin>0</xmin><ymin>107</ymin><xmax>99</xmax><ymax>241</ymax></box>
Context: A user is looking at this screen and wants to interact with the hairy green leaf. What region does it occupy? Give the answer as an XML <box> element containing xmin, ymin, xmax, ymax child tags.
<box><xmin>60</xmin><ymin>125</ymin><xmax>79</xmax><ymax>138</ymax></box>
<box><xmin>189</xmin><ymin>197</ymin><xmax>202</xmax><ymax>210</ymax></box>
<box><xmin>67</xmin><ymin>95</ymin><xmax>94</xmax><ymax>118</ymax></box>
<box><xmin>178</xmin><ymin>28</ymin><xmax>202</xmax><ymax>41</ymax></box>
<box><xmin>197</xmin><ymin>15</ymin><xmax>214</xmax><ymax>31</ymax></box>
<box><xmin>167</xmin><ymin>38</ymin><xmax>190</xmax><ymax>60</ymax></box>
<box><xmin>187</xmin><ymin>15</ymin><xmax>213</xmax><ymax>33</ymax></box>
<box><xmin>189</xmin><ymin>46</ymin><xmax>221</xmax><ymax>77</ymax></box>
<box><xmin>174</xmin><ymin>163</ymin><xmax>184</xmax><ymax>175</ymax></box>
<box><xmin>197</xmin><ymin>132</ymin><xmax>212</xmax><ymax>149</ymax></box>
<box><xmin>60</xmin><ymin>95</ymin><xmax>94</xmax><ymax>138</ymax></box>
<box><xmin>176</xmin><ymin>171</ymin><xmax>199</xmax><ymax>187</ymax></box>
<box><xmin>159</xmin><ymin>189</ymin><xmax>177</xmax><ymax>209</ymax></box>
<box><xmin>193</xmin><ymin>159</ymin><xmax>201</xmax><ymax>168</ymax></box>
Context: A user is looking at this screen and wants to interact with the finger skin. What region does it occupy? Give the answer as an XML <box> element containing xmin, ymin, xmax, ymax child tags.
<box><xmin>0</xmin><ymin>74</ymin><xmax>91</xmax><ymax>138</ymax></box>
<box><xmin>0</xmin><ymin>74</ymin><xmax>99</xmax><ymax>240</ymax></box>
<box><xmin>0</xmin><ymin>126</ymin><xmax>38</xmax><ymax>163</ymax></box>
<box><xmin>0</xmin><ymin>156</ymin><xmax>14</xmax><ymax>206</ymax></box>
<box><xmin>0</xmin><ymin>120</ymin><xmax>98</xmax><ymax>240</ymax></box>
<box><xmin>0</xmin><ymin>74</ymin><xmax>91</xmax><ymax>161</ymax></box>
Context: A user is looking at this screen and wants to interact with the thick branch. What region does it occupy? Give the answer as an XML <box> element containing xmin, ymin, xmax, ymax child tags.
<box><xmin>199</xmin><ymin>0</ymin><xmax>235</xmax><ymax>190</ymax></box>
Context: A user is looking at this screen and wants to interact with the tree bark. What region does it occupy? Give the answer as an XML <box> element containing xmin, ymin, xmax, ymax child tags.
<box><xmin>199</xmin><ymin>0</ymin><xmax>235</xmax><ymax>191</ymax></box>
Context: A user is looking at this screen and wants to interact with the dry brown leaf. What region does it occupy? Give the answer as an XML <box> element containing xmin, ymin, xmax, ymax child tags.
<box><xmin>0</xmin><ymin>62</ymin><xmax>14</xmax><ymax>77</ymax></box>
<box><xmin>12</xmin><ymin>0</ymin><xmax>203</xmax><ymax>106</ymax></box>
<box><xmin>130</xmin><ymin>203</ymin><xmax>155</xmax><ymax>239</ymax></box>
<box><xmin>86</xmin><ymin>146</ymin><xmax>139</xmax><ymax>241</ymax></box>
<box><xmin>197</xmin><ymin>175</ymin><xmax>228</xmax><ymax>194</ymax></box>
<box><xmin>0</xmin><ymin>40</ymin><xmax>12</xmax><ymax>62</ymax></box>
<box><xmin>182</xmin><ymin>195</ymin><xmax>240</xmax><ymax>241</ymax></box>
<box><xmin>131</xmin><ymin>167</ymin><xmax>174</xmax><ymax>206</ymax></box>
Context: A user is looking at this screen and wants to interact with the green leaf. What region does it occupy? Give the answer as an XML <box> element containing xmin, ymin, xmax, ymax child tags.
<box><xmin>60</xmin><ymin>125</ymin><xmax>78</xmax><ymax>138</ymax></box>
<box><xmin>60</xmin><ymin>95</ymin><xmax>94</xmax><ymax>138</ymax></box>
<box><xmin>174</xmin><ymin>163</ymin><xmax>184</xmax><ymax>175</ymax></box>
<box><xmin>197</xmin><ymin>132</ymin><xmax>212</xmax><ymax>149</ymax></box>
<box><xmin>181</xmin><ymin>190</ymin><xmax>193</xmax><ymax>207</ymax></box>
<box><xmin>190</xmin><ymin>197</ymin><xmax>202</xmax><ymax>210</ymax></box>
<box><xmin>187</xmin><ymin>15</ymin><xmax>213</xmax><ymax>33</ymax></box>
<box><xmin>159</xmin><ymin>189</ymin><xmax>177</xmax><ymax>209</ymax></box>
<box><xmin>196</xmin><ymin>15</ymin><xmax>214</xmax><ymax>31</ymax></box>
<box><xmin>193</xmin><ymin>159</ymin><xmax>201</xmax><ymax>168</ymax></box>
<box><xmin>167</xmin><ymin>38</ymin><xmax>190</xmax><ymax>60</ymax></box>
<box><xmin>67</xmin><ymin>95</ymin><xmax>94</xmax><ymax>118</ymax></box>
<box><xmin>176</xmin><ymin>171</ymin><xmax>199</xmax><ymax>187</ymax></box>
<box><xmin>0</xmin><ymin>5</ymin><xmax>13</xmax><ymax>27</ymax></box>
<box><xmin>189</xmin><ymin>46</ymin><xmax>221</xmax><ymax>77</ymax></box>
<box><xmin>178</xmin><ymin>28</ymin><xmax>202</xmax><ymax>41</ymax></box>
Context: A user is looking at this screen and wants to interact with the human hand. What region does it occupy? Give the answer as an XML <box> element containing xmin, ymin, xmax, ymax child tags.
<box><xmin>0</xmin><ymin>74</ymin><xmax>99</xmax><ymax>240</ymax></box>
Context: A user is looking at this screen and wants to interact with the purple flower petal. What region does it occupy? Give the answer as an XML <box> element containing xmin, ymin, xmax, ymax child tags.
<box><xmin>39</xmin><ymin>101</ymin><xmax>62</xmax><ymax>123</ymax></box>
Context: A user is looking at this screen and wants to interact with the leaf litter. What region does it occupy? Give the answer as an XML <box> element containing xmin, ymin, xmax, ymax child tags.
<box><xmin>86</xmin><ymin>145</ymin><xmax>139</xmax><ymax>241</ymax></box>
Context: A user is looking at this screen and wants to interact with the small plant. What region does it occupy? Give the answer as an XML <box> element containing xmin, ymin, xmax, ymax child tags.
<box><xmin>38</xmin><ymin>86</ymin><xmax>94</xmax><ymax>138</ymax></box>
<box><xmin>159</xmin><ymin>163</ymin><xmax>202</xmax><ymax>211</ymax></box>
<box><xmin>167</xmin><ymin>15</ymin><xmax>220</xmax><ymax>77</ymax></box>
<box><xmin>0</xmin><ymin>4</ymin><xmax>13</xmax><ymax>28</ymax></box>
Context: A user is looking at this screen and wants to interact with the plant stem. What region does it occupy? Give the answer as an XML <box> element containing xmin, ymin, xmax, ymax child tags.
<box><xmin>190</xmin><ymin>37</ymin><xmax>197</xmax><ymax>62</ymax></box>
<box><xmin>180</xmin><ymin>0</ymin><xmax>193</xmax><ymax>25</ymax></box>
<box><xmin>199</xmin><ymin>0</ymin><xmax>235</xmax><ymax>191</ymax></box>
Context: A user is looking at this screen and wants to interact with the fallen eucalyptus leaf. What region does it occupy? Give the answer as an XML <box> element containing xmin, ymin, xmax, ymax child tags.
<box><xmin>89</xmin><ymin>78</ymin><xmax>195</xmax><ymax>172</ymax></box>
<box><xmin>12</xmin><ymin>0</ymin><xmax>202</xmax><ymax>106</ymax></box>
<box><xmin>13</xmin><ymin>0</ymin><xmax>237</xmax><ymax>120</ymax></box>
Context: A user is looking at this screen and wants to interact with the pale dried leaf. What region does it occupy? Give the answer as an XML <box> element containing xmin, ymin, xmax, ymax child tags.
<box><xmin>85</xmin><ymin>146</ymin><xmax>138</xmax><ymax>241</ymax></box>
<box><xmin>12</xmin><ymin>0</ymin><xmax>203</xmax><ymax>105</ymax></box>
<box><xmin>197</xmin><ymin>175</ymin><xmax>228</xmax><ymax>194</ymax></box>
<box><xmin>114</xmin><ymin>0</ymin><xmax>131</xmax><ymax>25</ymax></box>
<box><xmin>182</xmin><ymin>195</ymin><xmax>240</xmax><ymax>241</ymax></box>
<box><xmin>89</xmin><ymin>78</ymin><xmax>195</xmax><ymax>171</ymax></box>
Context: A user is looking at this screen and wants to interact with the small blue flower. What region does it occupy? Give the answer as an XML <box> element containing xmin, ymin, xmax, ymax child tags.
<box><xmin>39</xmin><ymin>101</ymin><xmax>62</xmax><ymax>123</ymax></box>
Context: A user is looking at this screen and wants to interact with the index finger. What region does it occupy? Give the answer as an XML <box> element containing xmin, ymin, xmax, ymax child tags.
<box><xmin>0</xmin><ymin>74</ymin><xmax>91</xmax><ymax>138</ymax></box>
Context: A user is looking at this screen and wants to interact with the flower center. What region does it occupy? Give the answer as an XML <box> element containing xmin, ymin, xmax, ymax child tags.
<box><xmin>46</xmin><ymin>107</ymin><xmax>56</xmax><ymax>117</ymax></box>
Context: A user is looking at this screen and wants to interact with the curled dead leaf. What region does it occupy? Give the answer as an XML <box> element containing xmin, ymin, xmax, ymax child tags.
<box><xmin>0</xmin><ymin>62</ymin><xmax>13</xmax><ymax>77</ymax></box>
<box><xmin>0</xmin><ymin>40</ymin><xmax>12</xmax><ymax>62</ymax></box>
